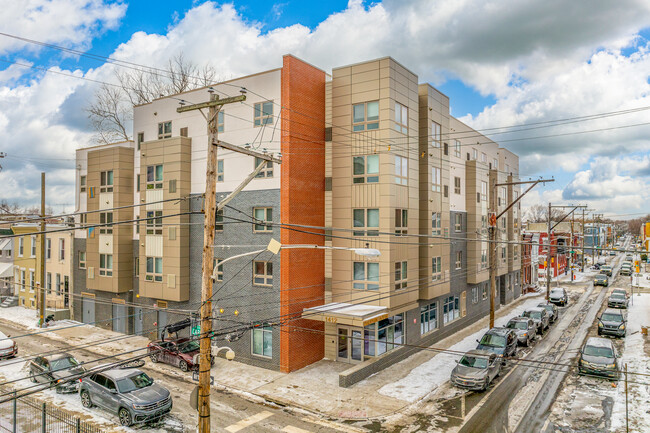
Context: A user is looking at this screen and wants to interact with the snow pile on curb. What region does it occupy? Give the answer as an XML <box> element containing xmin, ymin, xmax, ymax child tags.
<box><xmin>378</xmin><ymin>294</ymin><xmax>544</xmax><ymax>402</ymax></box>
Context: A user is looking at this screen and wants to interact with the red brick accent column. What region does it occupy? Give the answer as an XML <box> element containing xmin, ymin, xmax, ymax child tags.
<box><xmin>280</xmin><ymin>55</ymin><xmax>326</xmax><ymax>372</ymax></box>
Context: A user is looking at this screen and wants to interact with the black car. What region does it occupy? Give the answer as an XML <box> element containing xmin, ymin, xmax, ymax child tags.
<box><xmin>549</xmin><ymin>288</ymin><xmax>568</xmax><ymax>306</ymax></box>
<box><xmin>476</xmin><ymin>327</ymin><xmax>517</xmax><ymax>363</ymax></box>
<box><xmin>537</xmin><ymin>302</ymin><xmax>558</xmax><ymax>323</ymax></box>
<box><xmin>29</xmin><ymin>353</ymin><xmax>86</xmax><ymax>393</ymax></box>
<box><xmin>598</xmin><ymin>308</ymin><xmax>627</xmax><ymax>338</ymax></box>
<box><xmin>578</xmin><ymin>337</ymin><xmax>619</xmax><ymax>378</ymax></box>
<box><xmin>594</xmin><ymin>274</ymin><xmax>609</xmax><ymax>287</ymax></box>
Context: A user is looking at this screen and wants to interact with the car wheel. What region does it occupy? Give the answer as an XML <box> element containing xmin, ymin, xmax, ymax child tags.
<box><xmin>80</xmin><ymin>390</ymin><xmax>93</xmax><ymax>408</ymax></box>
<box><xmin>481</xmin><ymin>380</ymin><xmax>489</xmax><ymax>392</ymax></box>
<box><xmin>55</xmin><ymin>386</ymin><xmax>62</xmax><ymax>394</ymax></box>
<box><xmin>29</xmin><ymin>373</ymin><xmax>36</xmax><ymax>383</ymax></box>
<box><xmin>118</xmin><ymin>408</ymin><xmax>133</xmax><ymax>427</ymax></box>
<box><xmin>150</xmin><ymin>352</ymin><xmax>158</xmax><ymax>363</ymax></box>
<box><xmin>525</xmin><ymin>337</ymin><xmax>530</xmax><ymax>347</ymax></box>
<box><xmin>180</xmin><ymin>360</ymin><xmax>189</xmax><ymax>372</ymax></box>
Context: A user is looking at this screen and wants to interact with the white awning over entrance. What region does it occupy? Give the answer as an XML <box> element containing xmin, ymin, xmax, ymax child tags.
<box><xmin>0</xmin><ymin>262</ymin><xmax>13</xmax><ymax>279</ymax></box>
<box><xmin>302</xmin><ymin>302</ymin><xmax>388</xmax><ymax>327</ymax></box>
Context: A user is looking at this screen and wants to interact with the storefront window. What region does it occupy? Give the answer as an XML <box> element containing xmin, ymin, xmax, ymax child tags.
<box><xmin>364</xmin><ymin>314</ymin><xmax>404</xmax><ymax>357</ymax></box>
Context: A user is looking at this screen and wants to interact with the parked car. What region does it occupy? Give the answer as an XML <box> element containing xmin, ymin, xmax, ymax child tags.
<box><xmin>600</xmin><ymin>265</ymin><xmax>613</xmax><ymax>277</ymax></box>
<box><xmin>505</xmin><ymin>317</ymin><xmax>537</xmax><ymax>346</ymax></box>
<box><xmin>450</xmin><ymin>349</ymin><xmax>501</xmax><ymax>391</ymax></box>
<box><xmin>80</xmin><ymin>368</ymin><xmax>172</xmax><ymax>426</ymax></box>
<box><xmin>522</xmin><ymin>308</ymin><xmax>550</xmax><ymax>333</ymax></box>
<box><xmin>591</xmin><ymin>263</ymin><xmax>601</xmax><ymax>270</ymax></box>
<box><xmin>594</xmin><ymin>274</ymin><xmax>609</xmax><ymax>287</ymax></box>
<box><xmin>28</xmin><ymin>353</ymin><xmax>85</xmax><ymax>393</ymax></box>
<box><xmin>476</xmin><ymin>328</ymin><xmax>518</xmax><ymax>363</ymax></box>
<box><xmin>148</xmin><ymin>338</ymin><xmax>208</xmax><ymax>372</ymax></box>
<box><xmin>609</xmin><ymin>251</ymin><xmax>616</xmax><ymax>256</ymax></box>
<box><xmin>598</xmin><ymin>308</ymin><xmax>627</xmax><ymax>338</ymax></box>
<box><xmin>612</xmin><ymin>288</ymin><xmax>628</xmax><ymax>298</ymax></box>
<box><xmin>620</xmin><ymin>266</ymin><xmax>632</xmax><ymax>276</ymax></box>
<box><xmin>607</xmin><ymin>292</ymin><xmax>629</xmax><ymax>309</ymax></box>
<box><xmin>549</xmin><ymin>288</ymin><xmax>568</xmax><ymax>306</ymax></box>
<box><xmin>578</xmin><ymin>337</ymin><xmax>620</xmax><ymax>379</ymax></box>
<box><xmin>537</xmin><ymin>302</ymin><xmax>559</xmax><ymax>323</ymax></box>
<box><xmin>0</xmin><ymin>331</ymin><xmax>17</xmax><ymax>360</ymax></box>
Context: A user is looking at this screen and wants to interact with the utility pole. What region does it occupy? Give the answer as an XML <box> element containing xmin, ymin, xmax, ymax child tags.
<box><xmin>570</xmin><ymin>213</ymin><xmax>574</xmax><ymax>281</ymax></box>
<box><xmin>581</xmin><ymin>208</ymin><xmax>585</xmax><ymax>272</ymax></box>
<box><xmin>488</xmin><ymin>177</ymin><xmax>553</xmax><ymax>328</ymax></box>
<box><xmin>177</xmin><ymin>91</ymin><xmax>245</xmax><ymax>433</ymax></box>
<box><xmin>546</xmin><ymin>202</ymin><xmax>552</xmax><ymax>301</ymax></box>
<box><xmin>38</xmin><ymin>173</ymin><xmax>45</xmax><ymax>328</ymax></box>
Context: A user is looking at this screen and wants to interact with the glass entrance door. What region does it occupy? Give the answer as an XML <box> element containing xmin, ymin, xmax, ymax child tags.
<box><xmin>337</xmin><ymin>327</ymin><xmax>362</xmax><ymax>363</ymax></box>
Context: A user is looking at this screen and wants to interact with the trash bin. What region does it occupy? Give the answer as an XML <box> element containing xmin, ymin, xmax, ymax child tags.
<box><xmin>642</xmin><ymin>326</ymin><xmax>648</xmax><ymax>336</ymax></box>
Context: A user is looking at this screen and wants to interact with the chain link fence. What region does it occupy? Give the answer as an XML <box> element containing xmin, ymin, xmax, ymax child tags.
<box><xmin>0</xmin><ymin>389</ymin><xmax>103</xmax><ymax>433</ymax></box>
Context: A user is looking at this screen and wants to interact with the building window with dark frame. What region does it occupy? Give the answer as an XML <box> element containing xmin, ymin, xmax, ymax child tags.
<box><xmin>213</xmin><ymin>258</ymin><xmax>223</xmax><ymax>282</ymax></box>
<box><xmin>99</xmin><ymin>212</ymin><xmax>113</xmax><ymax>234</ymax></box>
<box><xmin>146</xmin><ymin>164</ymin><xmax>163</xmax><ymax>189</ymax></box>
<box><xmin>254</xmin><ymin>101</ymin><xmax>273</xmax><ymax>126</ymax></box>
<box><xmin>432</xmin><ymin>167</ymin><xmax>441</xmax><ymax>192</ymax></box>
<box><xmin>472</xmin><ymin>287</ymin><xmax>479</xmax><ymax>304</ymax></box>
<box><xmin>395</xmin><ymin>155</ymin><xmax>408</xmax><ymax>185</ymax></box>
<box><xmin>353</xmin><ymin>208</ymin><xmax>379</xmax><ymax>236</ymax></box>
<box><xmin>394</xmin><ymin>101</ymin><xmax>408</xmax><ymax>134</ymax></box>
<box><xmin>80</xmin><ymin>175</ymin><xmax>86</xmax><ymax>193</ymax></box>
<box><xmin>353</xmin><ymin>262</ymin><xmax>379</xmax><ymax>290</ymax></box>
<box><xmin>100</xmin><ymin>170</ymin><xmax>113</xmax><ymax>193</ymax></box>
<box><xmin>353</xmin><ymin>155</ymin><xmax>379</xmax><ymax>184</ymax></box>
<box><xmin>420</xmin><ymin>302</ymin><xmax>438</xmax><ymax>335</ymax></box>
<box><xmin>431</xmin><ymin>121</ymin><xmax>441</xmax><ymax>148</ymax></box>
<box><xmin>454</xmin><ymin>213</ymin><xmax>462</xmax><ymax>232</ymax></box>
<box><xmin>454</xmin><ymin>140</ymin><xmax>461</xmax><ymax>157</ymax></box>
<box><xmin>365</xmin><ymin>314</ymin><xmax>404</xmax><ymax>355</ymax></box>
<box><xmin>217</xmin><ymin>159</ymin><xmax>224</xmax><ymax>182</ymax></box>
<box><xmin>158</xmin><ymin>121</ymin><xmax>172</xmax><ymax>139</ymax></box>
<box><xmin>252</xmin><ymin>324</ymin><xmax>272</xmax><ymax>358</ymax></box>
<box><xmin>253</xmin><ymin>261</ymin><xmax>273</xmax><ymax>286</ymax></box>
<box><xmin>481</xmin><ymin>181</ymin><xmax>488</xmax><ymax>202</ymax></box>
<box><xmin>254</xmin><ymin>157</ymin><xmax>273</xmax><ymax>178</ymax></box>
<box><xmin>215</xmin><ymin>209</ymin><xmax>224</xmax><ymax>232</ymax></box>
<box><xmin>352</xmin><ymin>101</ymin><xmax>379</xmax><ymax>131</ymax></box>
<box><xmin>432</xmin><ymin>256</ymin><xmax>442</xmax><ymax>281</ymax></box>
<box><xmin>46</xmin><ymin>272</ymin><xmax>52</xmax><ymax>294</ymax></box>
<box><xmin>454</xmin><ymin>176</ymin><xmax>461</xmax><ymax>194</ymax></box>
<box><xmin>137</xmin><ymin>132</ymin><xmax>144</xmax><ymax>150</ymax></box>
<box><xmin>481</xmin><ymin>247</ymin><xmax>488</xmax><ymax>269</ymax></box>
<box><xmin>395</xmin><ymin>209</ymin><xmax>408</xmax><ymax>235</ymax></box>
<box><xmin>394</xmin><ymin>261</ymin><xmax>407</xmax><ymax>290</ymax></box>
<box><xmin>482</xmin><ymin>285</ymin><xmax>488</xmax><ymax>300</ymax></box>
<box><xmin>99</xmin><ymin>254</ymin><xmax>113</xmax><ymax>277</ymax></box>
<box><xmin>146</xmin><ymin>211</ymin><xmax>162</xmax><ymax>235</ymax></box>
<box><xmin>31</xmin><ymin>236</ymin><xmax>36</xmax><ymax>257</ymax></box>
<box><xmin>443</xmin><ymin>295</ymin><xmax>460</xmax><ymax>324</ymax></box>
<box><xmin>217</xmin><ymin>111</ymin><xmax>224</xmax><ymax>132</ymax></box>
<box><xmin>78</xmin><ymin>251</ymin><xmax>86</xmax><ymax>269</ymax></box>
<box><xmin>146</xmin><ymin>257</ymin><xmax>162</xmax><ymax>282</ymax></box>
<box><xmin>432</xmin><ymin>212</ymin><xmax>441</xmax><ymax>236</ymax></box>
<box><xmin>455</xmin><ymin>251</ymin><xmax>462</xmax><ymax>270</ymax></box>
<box><xmin>253</xmin><ymin>207</ymin><xmax>272</xmax><ymax>232</ymax></box>
<box><xmin>46</xmin><ymin>238</ymin><xmax>51</xmax><ymax>260</ymax></box>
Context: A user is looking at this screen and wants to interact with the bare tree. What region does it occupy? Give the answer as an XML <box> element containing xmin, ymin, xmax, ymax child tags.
<box><xmin>87</xmin><ymin>54</ymin><xmax>218</xmax><ymax>144</ymax></box>
<box><xmin>523</xmin><ymin>204</ymin><xmax>565</xmax><ymax>223</ymax></box>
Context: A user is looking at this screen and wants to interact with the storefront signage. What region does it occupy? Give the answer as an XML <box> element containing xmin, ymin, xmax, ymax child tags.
<box><xmin>363</xmin><ymin>313</ymin><xmax>389</xmax><ymax>326</ymax></box>
<box><xmin>324</xmin><ymin>316</ymin><xmax>337</xmax><ymax>323</ymax></box>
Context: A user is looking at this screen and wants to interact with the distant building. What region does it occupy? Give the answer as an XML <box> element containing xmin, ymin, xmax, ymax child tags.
<box><xmin>0</xmin><ymin>228</ymin><xmax>13</xmax><ymax>297</ymax></box>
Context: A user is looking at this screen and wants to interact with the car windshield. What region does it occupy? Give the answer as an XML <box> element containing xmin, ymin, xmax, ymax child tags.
<box><xmin>551</xmin><ymin>290</ymin><xmax>564</xmax><ymax>296</ymax></box>
<box><xmin>523</xmin><ymin>311</ymin><xmax>541</xmax><ymax>320</ymax></box>
<box><xmin>49</xmin><ymin>357</ymin><xmax>79</xmax><ymax>372</ymax></box>
<box><xmin>595</xmin><ymin>276</ymin><xmax>606</xmax><ymax>280</ymax></box>
<box><xmin>610</xmin><ymin>294</ymin><xmax>625</xmax><ymax>299</ymax></box>
<box><xmin>601</xmin><ymin>266</ymin><xmax>611</xmax><ymax>270</ymax></box>
<box><xmin>180</xmin><ymin>341</ymin><xmax>200</xmax><ymax>353</ymax></box>
<box><xmin>601</xmin><ymin>313</ymin><xmax>623</xmax><ymax>322</ymax></box>
<box><xmin>613</xmin><ymin>291</ymin><xmax>626</xmax><ymax>296</ymax></box>
<box><xmin>459</xmin><ymin>355</ymin><xmax>488</xmax><ymax>369</ymax></box>
<box><xmin>116</xmin><ymin>373</ymin><xmax>154</xmax><ymax>393</ymax></box>
<box><xmin>583</xmin><ymin>345</ymin><xmax>614</xmax><ymax>358</ymax></box>
<box><xmin>507</xmin><ymin>321</ymin><xmax>528</xmax><ymax>330</ymax></box>
<box><xmin>479</xmin><ymin>334</ymin><xmax>506</xmax><ymax>348</ymax></box>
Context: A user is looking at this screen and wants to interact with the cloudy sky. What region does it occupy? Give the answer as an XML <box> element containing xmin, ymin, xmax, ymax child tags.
<box><xmin>1</xmin><ymin>0</ymin><xmax>649</xmax><ymax>219</ymax></box>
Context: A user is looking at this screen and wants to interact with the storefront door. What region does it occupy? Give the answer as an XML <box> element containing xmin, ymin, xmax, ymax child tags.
<box><xmin>337</xmin><ymin>327</ymin><xmax>362</xmax><ymax>363</ymax></box>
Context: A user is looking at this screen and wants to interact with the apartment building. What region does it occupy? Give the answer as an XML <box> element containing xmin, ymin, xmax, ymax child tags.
<box><xmin>73</xmin><ymin>55</ymin><xmax>521</xmax><ymax>380</ymax></box>
<box><xmin>44</xmin><ymin>227</ymin><xmax>74</xmax><ymax>311</ymax></box>
<box><xmin>0</xmin><ymin>231</ymin><xmax>13</xmax><ymax>297</ymax></box>
<box><xmin>12</xmin><ymin>224</ymin><xmax>40</xmax><ymax>308</ymax></box>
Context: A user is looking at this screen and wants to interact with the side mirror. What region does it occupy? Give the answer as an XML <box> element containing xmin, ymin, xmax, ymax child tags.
<box><xmin>110</xmin><ymin>389</ymin><xmax>117</xmax><ymax>394</ymax></box>
<box><xmin>476</xmin><ymin>339</ymin><xmax>480</xmax><ymax>343</ymax></box>
<box><xmin>150</xmin><ymin>378</ymin><xmax>155</xmax><ymax>384</ymax></box>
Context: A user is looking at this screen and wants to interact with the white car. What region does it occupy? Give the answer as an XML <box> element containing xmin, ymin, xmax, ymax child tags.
<box><xmin>0</xmin><ymin>330</ymin><xmax>17</xmax><ymax>359</ymax></box>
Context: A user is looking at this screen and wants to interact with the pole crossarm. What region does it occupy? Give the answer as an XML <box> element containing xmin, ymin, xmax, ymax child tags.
<box><xmin>495</xmin><ymin>178</ymin><xmax>554</xmax><ymax>220</ymax></box>
<box><xmin>551</xmin><ymin>205</ymin><xmax>587</xmax><ymax>231</ymax></box>
<box><xmin>214</xmin><ymin>141</ymin><xmax>282</xmax><ymax>164</ymax></box>
<box><xmin>176</xmin><ymin>95</ymin><xmax>246</xmax><ymax>113</ymax></box>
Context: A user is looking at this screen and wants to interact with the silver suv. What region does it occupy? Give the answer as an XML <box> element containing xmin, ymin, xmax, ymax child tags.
<box><xmin>79</xmin><ymin>368</ymin><xmax>172</xmax><ymax>426</ymax></box>
<box><xmin>522</xmin><ymin>308</ymin><xmax>550</xmax><ymax>334</ymax></box>
<box><xmin>450</xmin><ymin>349</ymin><xmax>501</xmax><ymax>391</ymax></box>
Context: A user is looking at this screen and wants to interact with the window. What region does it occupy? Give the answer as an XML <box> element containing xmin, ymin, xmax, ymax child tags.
<box><xmin>395</xmin><ymin>155</ymin><xmax>408</xmax><ymax>185</ymax></box>
<box><xmin>432</xmin><ymin>212</ymin><xmax>441</xmax><ymax>235</ymax></box>
<box><xmin>395</xmin><ymin>209</ymin><xmax>408</xmax><ymax>235</ymax></box>
<box><xmin>481</xmin><ymin>215</ymin><xmax>487</xmax><ymax>230</ymax></box>
<box><xmin>252</xmin><ymin>324</ymin><xmax>272</xmax><ymax>357</ymax></box>
<box><xmin>18</xmin><ymin>237</ymin><xmax>23</xmax><ymax>256</ymax></box>
<box><xmin>473</xmin><ymin>149</ymin><xmax>478</xmax><ymax>160</ymax></box>
<box><xmin>444</xmin><ymin>185</ymin><xmax>449</xmax><ymax>198</ymax></box>
<box><xmin>20</xmin><ymin>270</ymin><xmax>25</xmax><ymax>292</ymax></box>
<box><xmin>353</xmin><ymin>209</ymin><xmax>379</xmax><ymax>236</ymax></box>
<box><xmin>364</xmin><ymin>314</ymin><xmax>404</xmax><ymax>356</ymax></box>
<box><xmin>454</xmin><ymin>140</ymin><xmax>461</xmax><ymax>157</ymax></box>
<box><xmin>493</xmin><ymin>158</ymin><xmax>498</xmax><ymax>169</ymax></box>
<box><xmin>432</xmin><ymin>257</ymin><xmax>442</xmax><ymax>281</ymax></box>
<box><xmin>501</xmin><ymin>247</ymin><xmax>506</xmax><ymax>260</ymax></box>
<box><xmin>146</xmin><ymin>257</ymin><xmax>162</xmax><ymax>282</ymax></box>
<box><xmin>99</xmin><ymin>212</ymin><xmax>113</xmax><ymax>234</ymax></box>
<box><xmin>99</xmin><ymin>254</ymin><xmax>113</xmax><ymax>277</ymax></box>
<box><xmin>79</xmin><ymin>251</ymin><xmax>86</xmax><ymax>269</ymax></box>
<box><xmin>514</xmin><ymin>246</ymin><xmax>519</xmax><ymax>260</ymax></box>
<box><xmin>80</xmin><ymin>175</ymin><xmax>86</xmax><ymax>193</ymax></box>
<box><xmin>420</xmin><ymin>302</ymin><xmax>438</xmax><ymax>334</ymax></box>
<box><xmin>455</xmin><ymin>251</ymin><xmax>462</xmax><ymax>270</ymax></box>
<box><xmin>59</xmin><ymin>239</ymin><xmax>65</xmax><ymax>261</ymax></box>
<box><xmin>146</xmin><ymin>211</ymin><xmax>162</xmax><ymax>235</ymax></box>
<box><xmin>481</xmin><ymin>248</ymin><xmax>488</xmax><ymax>269</ymax></box>
<box><xmin>443</xmin><ymin>296</ymin><xmax>460</xmax><ymax>324</ymax></box>
<box><xmin>29</xmin><ymin>270</ymin><xmax>35</xmax><ymax>292</ymax></box>
<box><xmin>217</xmin><ymin>111</ymin><xmax>224</xmax><ymax>132</ymax></box>
<box><xmin>46</xmin><ymin>273</ymin><xmax>52</xmax><ymax>294</ymax></box>
<box><xmin>55</xmin><ymin>274</ymin><xmax>60</xmax><ymax>295</ymax></box>
<box><xmin>443</xmin><ymin>142</ymin><xmax>448</xmax><ymax>156</ymax></box>
<box><xmin>146</xmin><ymin>165</ymin><xmax>163</xmax><ymax>189</ymax></box>
<box><xmin>481</xmin><ymin>181</ymin><xmax>487</xmax><ymax>202</ymax></box>
<box><xmin>481</xmin><ymin>152</ymin><xmax>487</xmax><ymax>163</ymax></box>
<box><xmin>46</xmin><ymin>239</ymin><xmax>51</xmax><ymax>260</ymax></box>
<box><xmin>431</xmin><ymin>122</ymin><xmax>441</xmax><ymax>148</ymax></box>
<box><xmin>217</xmin><ymin>159</ymin><xmax>224</xmax><ymax>182</ymax></box>
<box><xmin>499</xmin><ymin>187</ymin><xmax>507</xmax><ymax>206</ymax></box>
<box><xmin>31</xmin><ymin>236</ymin><xmax>36</xmax><ymax>257</ymax></box>
<box><xmin>454</xmin><ymin>177</ymin><xmax>461</xmax><ymax>195</ymax></box>
<box><xmin>253</xmin><ymin>207</ymin><xmax>273</xmax><ymax>232</ymax></box>
<box><xmin>394</xmin><ymin>102</ymin><xmax>408</xmax><ymax>134</ymax></box>
<box><xmin>137</xmin><ymin>132</ymin><xmax>144</xmax><ymax>150</ymax></box>
<box><xmin>353</xmin><ymin>262</ymin><xmax>379</xmax><ymax>290</ymax></box>
<box><xmin>213</xmin><ymin>259</ymin><xmax>223</xmax><ymax>282</ymax></box>
<box><xmin>254</xmin><ymin>101</ymin><xmax>273</xmax><ymax>126</ymax></box>
<box><xmin>136</xmin><ymin>174</ymin><xmax>140</xmax><ymax>192</ymax></box>
<box><xmin>432</xmin><ymin>167</ymin><xmax>441</xmax><ymax>192</ymax></box>
<box><xmin>353</xmin><ymin>101</ymin><xmax>379</xmax><ymax>131</ymax></box>
<box><xmin>472</xmin><ymin>287</ymin><xmax>479</xmax><ymax>304</ymax></box>
<box><xmin>215</xmin><ymin>209</ymin><xmax>224</xmax><ymax>232</ymax></box>
<box><xmin>454</xmin><ymin>214</ymin><xmax>462</xmax><ymax>232</ymax></box>
<box><xmin>482</xmin><ymin>286</ymin><xmax>488</xmax><ymax>300</ymax></box>
<box><xmin>253</xmin><ymin>261</ymin><xmax>272</xmax><ymax>286</ymax></box>
<box><xmin>100</xmin><ymin>170</ymin><xmax>114</xmax><ymax>192</ymax></box>
<box><xmin>158</xmin><ymin>121</ymin><xmax>172</xmax><ymax>139</ymax></box>
<box><xmin>352</xmin><ymin>155</ymin><xmax>379</xmax><ymax>183</ymax></box>
<box><xmin>394</xmin><ymin>261</ymin><xmax>407</xmax><ymax>290</ymax></box>
<box><xmin>254</xmin><ymin>157</ymin><xmax>273</xmax><ymax>178</ymax></box>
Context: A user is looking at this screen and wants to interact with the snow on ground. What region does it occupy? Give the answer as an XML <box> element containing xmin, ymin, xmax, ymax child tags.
<box><xmin>555</xmin><ymin>269</ymin><xmax>599</xmax><ymax>283</ymax></box>
<box><xmin>0</xmin><ymin>306</ymin><xmax>41</xmax><ymax>329</ymax></box>
<box><xmin>378</xmin><ymin>294</ymin><xmax>544</xmax><ymax>402</ymax></box>
<box><xmin>610</xmin><ymin>292</ymin><xmax>650</xmax><ymax>432</ymax></box>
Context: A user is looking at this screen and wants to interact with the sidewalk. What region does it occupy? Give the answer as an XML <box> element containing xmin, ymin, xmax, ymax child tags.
<box><xmin>0</xmin><ymin>294</ymin><xmax>548</xmax><ymax>420</ymax></box>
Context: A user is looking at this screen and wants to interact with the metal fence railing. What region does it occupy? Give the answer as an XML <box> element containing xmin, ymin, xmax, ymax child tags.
<box><xmin>0</xmin><ymin>389</ymin><xmax>104</xmax><ymax>433</ymax></box>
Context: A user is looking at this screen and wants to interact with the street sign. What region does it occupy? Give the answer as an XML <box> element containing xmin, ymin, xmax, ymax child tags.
<box><xmin>192</xmin><ymin>371</ymin><xmax>214</xmax><ymax>384</ymax></box>
<box><xmin>191</xmin><ymin>325</ymin><xmax>201</xmax><ymax>336</ymax></box>
<box><xmin>190</xmin><ymin>385</ymin><xmax>199</xmax><ymax>411</ymax></box>
<box><xmin>488</xmin><ymin>212</ymin><xmax>497</xmax><ymax>227</ymax></box>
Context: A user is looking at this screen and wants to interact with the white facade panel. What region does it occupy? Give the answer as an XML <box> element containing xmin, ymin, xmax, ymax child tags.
<box><xmin>98</xmin><ymin>235</ymin><xmax>113</xmax><ymax>254</ymax></box>
<box><xmin>146</xmin><ymin>190</ymin><xmax>163</xmax><ymax>210</ymax></box>
<box><xmin>99</xmin><ymin>192</ymin><xmax>113</xmax><ymax>210</ymax></box>
<box><xmin>145</xmin><ymin>235</ymin><xmax>163</xmax><ymax>256</ymax></box>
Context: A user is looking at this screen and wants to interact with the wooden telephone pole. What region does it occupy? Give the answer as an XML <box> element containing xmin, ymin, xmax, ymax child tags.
<box><xmin>177</xmin><ymin>91</ymin><xmax>245</xmax><ymax>433</ymax></box>
<box><xmin>38</xmin><ymin>173</ymin><xmax>46</xmax><ymax>328</ymax></box>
